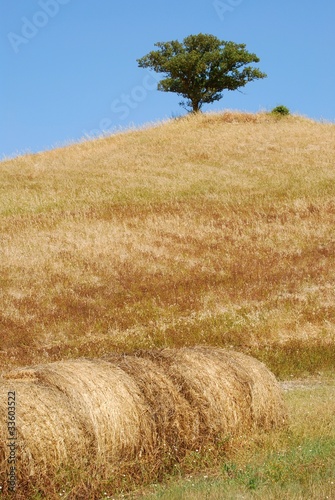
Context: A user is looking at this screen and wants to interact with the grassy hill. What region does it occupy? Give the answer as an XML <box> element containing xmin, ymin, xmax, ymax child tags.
<box><xmin>1</xmin><ymin>111</ymin><xmax>335</xmax><ymax>499</ymax></box>
<box><xmin>0</xmin><ymin>111</ymin><xmax>334</xmax><ymax>377</ymax></box>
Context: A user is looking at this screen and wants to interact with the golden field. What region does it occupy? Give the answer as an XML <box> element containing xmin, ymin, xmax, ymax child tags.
<box><xmin>0</xmin><ymin>110</ymin><xmax>335</xmax><ymax>499</ymax></box>
<box><xmin>0</xmin><ymin>111</ymin><xmax>334</xmax><ymax>375</ymax></box>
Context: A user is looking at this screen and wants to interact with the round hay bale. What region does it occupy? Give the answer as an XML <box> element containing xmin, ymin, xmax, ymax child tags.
<box><xmin>104</xmin><ymin>354</ymin><xmax>200</xmax><ymax>454</ymax></box>
<box><xmin>139</xmin><ymin>346</ymin><xmax>287</xmax><ymax>440</ymax></box>
<box><xmin>0</xmin><ymin>347</ymin><xmax>287</xmax><ymax>482</ymax></box>
<box><xmin>215</xmin><ymin>349</ymin><xmax>288</xmax><ymax>429</ymax></box>
<box><xmin>0</xmin><ymin>377</ymin><xmax>90</xmax><ymax>477</ymax></box>
<box><xmin>1</xmin><ymin>359</ymin><xmax>155</xmax><ymax>475</ymax></box>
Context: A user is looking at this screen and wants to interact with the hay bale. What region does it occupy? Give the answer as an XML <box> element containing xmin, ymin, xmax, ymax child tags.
<box><xmin>104</xmin><ymin>354</ymin><xmax>200</xmax><ymax>453</ymax></box>
<box><xmin>0</xmin><ymin>377</ymin><xmax>91</xmax><ymax>477</ymax></box>
<box><xmin>1</xmin><ymin>359</ymin><xmax>155</xmax><ymax>475</ymax></box>
<box><xmin>214</xmin><ymin>349</ymin><xmax>288</xmax><ymax>429</ymax></box>
<box><xmin>139</xmin><ymin>347</ymin><xmax>287</xmax><ymax>438</ymax></box>
<box><xmin>0</xmin><ymin>347</ymin><xmax>287</xmax><ymax>480</ymax></box>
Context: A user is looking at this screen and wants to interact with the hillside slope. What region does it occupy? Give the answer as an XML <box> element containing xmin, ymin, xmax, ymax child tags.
<box><xmin>1</xmin><ymin>111</ymin><xmax>334</xmax><ymax>374</ymax></box>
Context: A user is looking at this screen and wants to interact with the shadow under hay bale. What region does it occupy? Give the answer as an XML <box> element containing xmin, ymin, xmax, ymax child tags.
<box><xmin>0</xmin><ymin>347</ymin><xmax>287</xmax><ymax>488</ymax></box>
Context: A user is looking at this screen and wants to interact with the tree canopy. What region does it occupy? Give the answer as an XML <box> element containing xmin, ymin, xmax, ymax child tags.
<box><xmin>137</xmin><ymin>33</ymin><xmax>267</xmax><ymax>112</ymax></box>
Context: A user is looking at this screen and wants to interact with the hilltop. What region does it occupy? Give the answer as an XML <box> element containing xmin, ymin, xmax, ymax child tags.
<box><xmin>0</xmin><ymin>111</ymin><xmax>334</xmax><ymax>376</ymax></box>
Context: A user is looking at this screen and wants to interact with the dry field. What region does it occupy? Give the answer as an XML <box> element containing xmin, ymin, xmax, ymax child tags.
<box><xmin>0</xmin><ymin>110</ymin><xmax>335</xmax><ymax>498</ymax></box>
<box><xmin>0</xmin><ymin>111</ymin><xmax>334</xmax><ymax>376</ymax></box>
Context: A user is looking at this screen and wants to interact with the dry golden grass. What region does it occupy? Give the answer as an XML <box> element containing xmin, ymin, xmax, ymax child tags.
<box><xmin>0</xmin><ymin>347</ymin><xmax>286</xmax><ymax>497</ymax></box>
<box><xmin>0</xmin><ymin>110</ymin><xmax>334</xmax><ymax>497</ymax></box>
<box><xmin>0</xmin><ymin>111</ymin><xmax>334</xmax><ymax>372</ymax></box>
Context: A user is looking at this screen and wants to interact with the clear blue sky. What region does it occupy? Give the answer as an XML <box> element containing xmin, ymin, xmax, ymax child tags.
<box><xmin>1</xmin><ymin>0</ymin><xmax>334</xmax><ymax>158</ymax></box>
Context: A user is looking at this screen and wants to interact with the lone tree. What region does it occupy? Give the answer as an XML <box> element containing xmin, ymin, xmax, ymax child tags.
<box><xmin>137</xmin><ymin>33</ymin><xmax>267</xmax><ymax>113</ymax></box>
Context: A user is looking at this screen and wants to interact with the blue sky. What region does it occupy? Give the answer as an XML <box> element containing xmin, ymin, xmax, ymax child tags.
<box><xmin>1</xmin><ymin>0</ymin><xmax>334</xmax><ymax>158</ymax></box>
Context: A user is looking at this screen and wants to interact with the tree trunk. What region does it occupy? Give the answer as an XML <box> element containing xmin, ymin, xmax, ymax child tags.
<box><xmin>192</xmin><ymin>100</ymin><xmax>201</xmax><ymax>113</ymax></box>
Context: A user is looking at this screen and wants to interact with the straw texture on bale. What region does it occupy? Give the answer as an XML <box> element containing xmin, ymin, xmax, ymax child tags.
<box><xmin>104</xmin><ymin>354</ymin><xmax>201</xmax><ymax>453</ymax></box>
<box><xmin>0</xmin><ymin>359</ymin><xmax>155</xmax><ymax>476</ymax></box>
<box><xmin>0</xmin><ymin>378</ymin><xmax>91</xmax><ymax>477</ymax></box>
<box><xmin>0</xmin><ymin>347</ymin><xmax>287</xmax><ymax>479</ymax></box>
<box><xmin>137</xmin><ymin>347</ymin><xmax>287</xmax><ymax>437</ymax></box>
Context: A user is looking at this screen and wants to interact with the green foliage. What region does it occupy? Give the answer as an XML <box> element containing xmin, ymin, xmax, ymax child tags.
<box><xmin>137</xmin><ymin>33</ymin><xmax>267</xmax><ymax>112</ymax></box>
<box><xmin>271</xmin><ymin>105</ymin><xmax>290</xmax><ymax>116</ymax></box>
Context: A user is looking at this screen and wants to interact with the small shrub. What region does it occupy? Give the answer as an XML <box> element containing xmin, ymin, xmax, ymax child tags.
<box><xmin>271</xmin><ymin>105</ymin><xmax>290</xmax><ymax>116</ymax></box>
